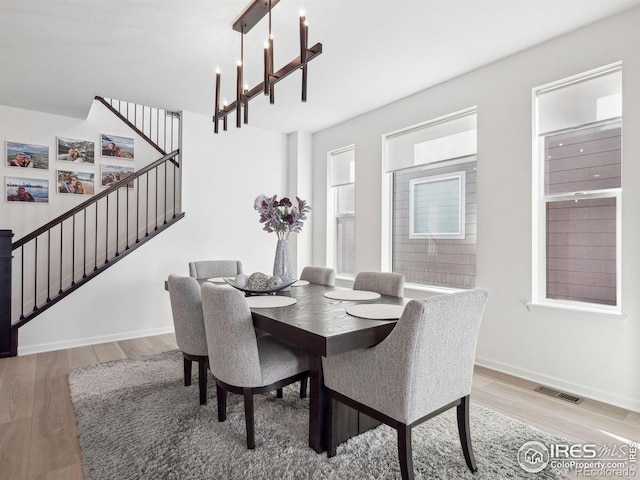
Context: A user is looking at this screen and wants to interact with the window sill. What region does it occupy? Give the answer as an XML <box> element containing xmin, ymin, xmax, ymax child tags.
<box><xmin>403</xmin><ymin>283</ymin><xmax>466</xmax><ymax>299</ymax></box>
<box><xmin>525</xmin><ymin>302</ymin><xmax>627</xmax><ymax>325</ymax></box>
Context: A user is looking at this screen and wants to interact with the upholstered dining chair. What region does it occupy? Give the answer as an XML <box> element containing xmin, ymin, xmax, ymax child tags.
<box><xmin>322</xmin><ymin>289</ymin><xmax>488</xmax><ymax>480</ymax></box>
<box><xmin>188</xmin><ymin>260</ymin><xmax>243</xmax><ymax>281</ymax></box>
<box><xmin>300</xmin><ymin>266</ymin><xmax>335</xmax><ymax>286</ymax></box>
<box><xmin>201</xmin><ymin>283</ymin><xmax>310</xmax><ymax>449</ymax></box>
<box><xmin>167</xmin><ymin>274</ymin><xmax>210</xmax><ymax>405</ymax></box>
<box><xmin>353</xmin><ymin>271</ymin><xmax>404</xmax><ymax>297</ymax></box>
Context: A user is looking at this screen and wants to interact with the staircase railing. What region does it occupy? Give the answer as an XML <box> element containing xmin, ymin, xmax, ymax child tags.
<box><xmin>1</xmin><ymin>148</ymin><xmax>184</xmax><ymax>356</ymax></box>
<box><xmin>95</xmin><ymin>96</ymin><xmax>179</xmax><ymax>157</ymax></box>
<box><xmin>0</xmin><ymin>97</ymin><xmax>185</xmax><ymax>357</ymax></box>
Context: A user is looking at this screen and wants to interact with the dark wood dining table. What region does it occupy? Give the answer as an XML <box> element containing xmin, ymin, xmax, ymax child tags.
<box><xmin>249</xmin><ymin>283</ymin><xmax>406</xmax><ymax>453</ymax></box>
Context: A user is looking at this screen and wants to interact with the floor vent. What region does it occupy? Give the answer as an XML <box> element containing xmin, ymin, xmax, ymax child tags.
<box><xmin>534</xmin><ymin>386</ymin><xmax>584</xmax><ymax>404</ymax></box>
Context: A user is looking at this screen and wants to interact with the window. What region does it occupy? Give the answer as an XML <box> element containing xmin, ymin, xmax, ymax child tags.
<box><xmin>383</xmin><ymin>108</ymin><xmax>477</xmax><ymax>289</ymax></box>
<box><xmin>533</xmin><ymin>64</ymin><xmax>621</xmax><ymax>310</ymax></box>
<box><xmin>410</xmin><ymin>172</ymin><xmax>465</xmax><ymax>239</ymax></box>
<box><xmin>328</xmin><ymin>146</ymin><xmax>355</xmax><ymax>277</ymax></box>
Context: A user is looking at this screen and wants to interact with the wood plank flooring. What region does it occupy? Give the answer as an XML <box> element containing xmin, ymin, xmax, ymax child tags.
<box><xmin>0</xmin><ymin>334</ymin><xmax>637</xmax><ymax>479</ymax></box>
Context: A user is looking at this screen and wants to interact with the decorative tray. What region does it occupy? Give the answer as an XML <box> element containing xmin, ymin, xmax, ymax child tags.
<box><xmin>223</xmin><ymin>277</ymin><xmax>297</xmax><ymax>296</ymax></box>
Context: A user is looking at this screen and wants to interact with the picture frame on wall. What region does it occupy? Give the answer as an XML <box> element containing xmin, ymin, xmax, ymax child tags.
<box><xmin>6</xmin><ymin>141</ymin><xmax>49</xmax><ymax>169</ymax></box>
<box><xmin>57</xmin><ymin>170</ymin><xmax>95</xmax><ymax>195</ymax></box>
<box><xmin>57</xmin><ymin>137</ymin><xmax>95</xmax><ymax>164</ymax></box>
<box><xmin>100</xmin><ymin>133</ymin><xmax>134</xmax><ymax>159</ymax></box>
<box><xmin>6</xmin><ymin>176</ymin><xmax>49</xmax><ymax>203</ymax></box>
<box><xmin>101</xmin><ymin>164</ymin><xmax>135</xmax><ymax>189</ymax></box>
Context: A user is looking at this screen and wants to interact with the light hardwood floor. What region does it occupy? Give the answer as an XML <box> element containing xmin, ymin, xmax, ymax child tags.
<box><xmin>0</xmin><ymin>334</ymin><xmax>638</xmax><ymax>479</ymax></box>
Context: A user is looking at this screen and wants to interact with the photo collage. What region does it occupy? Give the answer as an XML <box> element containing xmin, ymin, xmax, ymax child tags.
<box><xmin>5</xmin><ymin>134</ymin><xmax>136</xmax><ymax>204</ymax></box>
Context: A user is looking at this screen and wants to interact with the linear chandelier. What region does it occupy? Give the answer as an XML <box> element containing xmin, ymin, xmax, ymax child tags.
<box><xmin>213</xmin><ymin>0</ymin><xmax>323</xmax><ymax>133</ymax></box>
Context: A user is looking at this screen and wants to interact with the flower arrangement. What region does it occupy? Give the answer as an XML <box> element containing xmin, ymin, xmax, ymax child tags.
<box><xmin>254</xmin><ymin>194</ymin><xmax>311</xmax><ymax>240</ymax></box>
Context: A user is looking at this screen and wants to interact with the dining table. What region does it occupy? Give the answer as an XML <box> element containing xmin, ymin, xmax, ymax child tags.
<box><xmin>248</xmin><ymin>282</ymin><xmax>407</xmax><ymax>453</ymax></box>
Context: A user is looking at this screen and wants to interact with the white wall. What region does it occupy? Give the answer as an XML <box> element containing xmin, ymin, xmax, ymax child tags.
<box><xmin>312</xmin><ymin>8</ymin><xmax>640</xmax><ymax>411</ymax></box>
<box><xmin>8</xmin><ymin>109</ymin><xmax>287</xmax><ymax>354</ymax></box>
<box><xmin>286</xmin><ymin>131</ymin><xmax>314</xmax><ymax>276</ymax></box>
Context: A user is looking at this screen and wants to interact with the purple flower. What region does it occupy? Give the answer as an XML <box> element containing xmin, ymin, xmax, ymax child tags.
<box><xmin>254</xmin><ymin>193</ymin><xmax>311</xmax><ymax>239</ymax></box>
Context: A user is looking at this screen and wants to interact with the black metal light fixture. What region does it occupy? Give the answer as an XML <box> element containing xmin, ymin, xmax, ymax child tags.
<box><xmin>212</xmin><ymin>0</ymin><xmax>322</xmax><ymax>133</ymax></box>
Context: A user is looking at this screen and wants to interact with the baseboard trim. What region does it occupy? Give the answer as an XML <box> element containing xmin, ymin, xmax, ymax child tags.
<box><xmin>18</xmin><ymin>326</ymin><xmax>176</xmax><ymax>356</ymax></box>
<box><xmin>475</xmin><ymin>356</ymin><xmax>640</xmax><ymax>414</ymax></box>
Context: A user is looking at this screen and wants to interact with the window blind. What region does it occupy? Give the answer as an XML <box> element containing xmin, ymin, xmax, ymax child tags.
<box><xmin>385</xmin><ymin>109</ymin><xmax>477</xmax><ymax>172</ymax></box>
<box><xmin>537</xmin><ymin>68</ymin><xmax>621</xmax><ymax>135</ymax></box>
<box><xmin>329</xmin><ymin>147</ymin><xmax>355</xmax><ymax>187</ymax></box>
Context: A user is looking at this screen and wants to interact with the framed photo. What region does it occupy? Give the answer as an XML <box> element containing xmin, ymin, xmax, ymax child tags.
<box><xmin>101</xmin><ymin>164</ymin><xmax>135</xmax><ymax>188</ymax></box>
<box><xmin>100</xmin><ymin>134</ymin><xmax>134</xmax><ymax>159</ymax></box>
<box><xmin>6</xmin><ymin>141</ymin><xmax>49</xmax><ymax>169</ymax></box>
<box><xmin>6</xmin><ymin>176</ymin><xmax>49</xmax><ymax>203</ymax></box>
<box><xmin>57</xmin><ymin>137</ymin><xmax>95</xmax><ymax>164</ymax></box>
<box><xmin>57</xmin><ymin>170</ymin><xmax>95</xmax><ymax>195</ymax></box>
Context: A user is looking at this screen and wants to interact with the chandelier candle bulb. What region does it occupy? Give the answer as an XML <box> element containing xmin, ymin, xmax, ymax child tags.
<box><xmin>214</xmin><ymin>70</ymin><xmax>221</xmax><ymax>133</ymax></box>
<box><xmin>243</xmin><ymin>83</ymin><xmax>249</xmax><ymax>124</ymax></box>
<box><xmin>222</xmin><ymin>98</ymin><xmax>228</xmax><ymax>131</ymax></box>
<box><xmin>300</xmin><ymin>15</ymin><xmax>308</xmax><ymax>102</ymax></box>
<box><xmin>264</xmin><ymin>42</ymin><xmax>270</xmax><ymax>95</ymax></box>
<box><xmin>269</xmin><ymin>36</ymin><xmax>275</xmax><ymax>103</ymax></box>
<box><xmin>300</xmin><ymin>15</ymin><xmax>307</xmax><ymax>64</ymax></box>
<box><xmin>236</xmin><ymin>60</ymin><xmax>243</xmax><ymax>128</ymax></box>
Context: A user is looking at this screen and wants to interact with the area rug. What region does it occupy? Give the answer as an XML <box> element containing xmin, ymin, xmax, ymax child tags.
<box><xmin>69</xmin><ymin>350</ymin><xmax>571</xmax><ymax>480</ymax></box>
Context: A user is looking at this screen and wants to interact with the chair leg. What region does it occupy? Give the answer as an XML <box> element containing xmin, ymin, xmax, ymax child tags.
<box><xmin>243</xmin><ymin>388</ymin><xmax>256</xmax><ymax>449</ymax></box>
<box><xmin>397</xmin><ymin>425</ymin><xmax>414</xmax><ymax>480</ymax></box>
<box><xmin>217</xmin><ymin>383</ymin><xmax>227</xmax><ymax>422</ymax></box>
<box><xmin>183</xmin><ymin>357</ymin><xmax>192</xmax><ymax>386</ymax></box>
<box><xmin>276</xmin><ymin>388</ymin><xmax>283</xmax><ymax>398</ymax></box>
<box><xmin>457</xmin><ymin>395</ymin><xmax>477</xmax><ymax>472</ymax></box>
<box><xmin>327</xmin><ymin>398</ymin><xmax>337</xmax><ymax>458</ymax></box>
<box><xmin>198</xmin><ymin>360</ymin><xmax>207</xmax><ymax>405</ymax></box>
<box><xmin>299</xmin><ymin>377</ymin><xmax>308</xmax><ymax>399</ymax></box>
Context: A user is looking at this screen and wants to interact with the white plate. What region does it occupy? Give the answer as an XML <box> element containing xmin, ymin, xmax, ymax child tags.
<box><xmin>291</xmin><ymin>280</ymin><xmax>310</xmax><ymax>287</ymax></box>
<box><xmin>323</xmin><ymin>290</ymin><xmax>381</xmax><ymax>301</ymax></box>
<box><xmin>346</xmin><ymin>304</ymin><xmax>405</xmax><ymax>320</ymax></box>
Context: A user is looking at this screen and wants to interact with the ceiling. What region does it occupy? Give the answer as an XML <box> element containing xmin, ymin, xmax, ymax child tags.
<box><xmin>1</xmin><ymin>0</ymin><xmax>639</xmax><ymax>134</ymax></box>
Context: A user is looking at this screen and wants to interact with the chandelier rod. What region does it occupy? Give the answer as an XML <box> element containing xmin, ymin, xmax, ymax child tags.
<box><xmin>215</xmin><ymin>43</ymin><xmax>322</xmax><ymax>122</ymax></box>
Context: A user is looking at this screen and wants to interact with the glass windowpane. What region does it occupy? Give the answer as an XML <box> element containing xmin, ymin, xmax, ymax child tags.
<box><xmin>546</xmin><ymin>198</ymin><xmax>616</xmax><ymax>305</ymax></box>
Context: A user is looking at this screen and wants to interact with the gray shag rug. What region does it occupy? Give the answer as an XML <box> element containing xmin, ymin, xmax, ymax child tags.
<box><xmin>69</xmin><ymin>350</ymin><xmax>570</xmax><ymax>480</ymax></box>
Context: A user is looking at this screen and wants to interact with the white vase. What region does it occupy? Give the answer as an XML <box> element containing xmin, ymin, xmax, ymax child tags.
<box><xmin>273</xmin><ymin>238</ymin><xmax>292</xmax><ymax>284</ymax></box>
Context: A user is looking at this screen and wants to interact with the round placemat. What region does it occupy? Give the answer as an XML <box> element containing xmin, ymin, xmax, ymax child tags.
<box><xmin>291</xmin><ymin>280</ymin><xmax>310</xmax><ymax>287</ymax></box>
<box><xmin>245</xmin><ymin>296</ymin><xmax>298</xmax><ymax>308</ymax></box>
<box><xmin>346</xmin><ymin>304</ymin><xmax>405</xmax><ymax>320</ymax></box>
<box><xmin>323</xmin><ymin>290</ymin><xmax>381</xmax><ymax>301</ymax></box>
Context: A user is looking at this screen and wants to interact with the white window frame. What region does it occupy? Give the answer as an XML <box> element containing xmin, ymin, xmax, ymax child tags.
<box><xmin>327</xmin><ymin>145</ymin><xmax>355</xmax><ymax>278</ymax></box>
<box><xmin>530</xmin><ymin>63</ymin><xmax>623</xmax><ymax>317</ymax></box>
<box><xmin>409</xmin><ymin>171</ymin><xmax>465</xmax><ymax>239</ymax></box>
<box><xmin>381</xmin><ymin>106</ymin><xmax>477</xmax><ymax>290</ymax></box>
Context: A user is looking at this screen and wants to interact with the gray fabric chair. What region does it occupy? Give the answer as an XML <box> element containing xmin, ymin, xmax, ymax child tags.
<box><xmin>322</xmin><ymin>289</ymin><xmax>488</xmax><ymax>480</ymax></box>
<box><xmin>201</xmin><ymin>283</ymin><xmax>310</xmax><ymax>449</ymax></box>
<box><xmin>300</xmin><ymin>266</ymin><xmax>335</xmax><ymax>286</ymax></box>
<box><xmin>167</xmin><ymin>274</ymin><xmax>210</xmax><ymax>405</ymax></box>
<box><xmin>188</xmin><ymin>260</ymin><xmax>243</xmax><ymax>281</ymax></box>
<box><xmin>353</xmin><ymin>271</ymin><xmax>404</xmax><ymax>297</ymax></box>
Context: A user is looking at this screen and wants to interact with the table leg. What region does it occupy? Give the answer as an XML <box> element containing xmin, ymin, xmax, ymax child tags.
<box><xmin>308</xmin><ymin>355</ymin><xmax>327</xmax><ymax>453</ymax></box>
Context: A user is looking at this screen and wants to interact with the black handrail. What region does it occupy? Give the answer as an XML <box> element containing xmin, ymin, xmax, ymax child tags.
<box><xmin>95</xmin><ymin>96</ymin><xmax>180</xmax><ymax>167</ymax></box>
<box><xmin>12</xmin><ymin>150</ymin><xmax>179</xmax><ymax>250</ymax></box>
